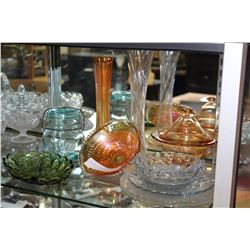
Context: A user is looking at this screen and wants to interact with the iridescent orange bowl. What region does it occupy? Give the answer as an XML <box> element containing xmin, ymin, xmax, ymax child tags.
<box><xmin>79</xmin><ymin>120</ymin><xmax>141</xmax><ymax>176</ymax></box>
<box><xmin>146</xmin><ymin>103</ymin><xmax>195</xmax><ymax>127</ymax></box>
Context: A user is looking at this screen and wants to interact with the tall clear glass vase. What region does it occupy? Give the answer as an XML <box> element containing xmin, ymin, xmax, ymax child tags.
<box><xmin>93</xmin><ymin>57</ymin><xmax>113</xmax><ymax>129</ymax></box>
<box><xmin>157</xmin><ymin>51</ymin><xmax>180</xmax><ymax>132</ymax></box>
<box><xmin>127</xmin><ymin>50</ymin><xmax>154</xmax><ymax>151</ymax></box>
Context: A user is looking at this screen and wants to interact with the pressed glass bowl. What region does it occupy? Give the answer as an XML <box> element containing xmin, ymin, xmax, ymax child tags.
<box><xmin>79</xmin><ymin>120</ymin><xmax>141</xmax><ymax>176</ymax></box>
<box><xmin>135</xmin><ymin>151</ymin><xmax>203</xmax><ymax>186</ymax></box>
<box><xmin>3</xmin><ymin>151</ymin><xmax>73</xmax><ymax>185</ymax></box>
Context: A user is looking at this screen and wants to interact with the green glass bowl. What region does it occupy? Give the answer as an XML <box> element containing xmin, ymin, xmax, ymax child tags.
<box><xmin>3</xmin><ymin>151</ymin><xmax>73</xmax><ymax>185</ymax></box>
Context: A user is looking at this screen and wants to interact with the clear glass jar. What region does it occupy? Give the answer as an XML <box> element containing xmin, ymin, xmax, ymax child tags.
<box><xmin>39</xmin><ymin>107</ymin><xmax>84</xmax><ymax>161</ymax></box>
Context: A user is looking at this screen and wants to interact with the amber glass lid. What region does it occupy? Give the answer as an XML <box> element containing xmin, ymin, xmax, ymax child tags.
<box><xmin>146</xmin><ymin>103</ymin><xmax>195</xmax><ymax>126</ymax></box>
<box><xmin>154</xmin><ymin>112</ymin><xmax>216</xmax><ymax>147</ymax></box>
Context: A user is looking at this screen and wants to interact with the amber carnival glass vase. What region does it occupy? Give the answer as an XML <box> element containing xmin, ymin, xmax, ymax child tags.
<box><xmin>79</xmin><ymin>56</ymin><xmax>141</xmax><ymax>176</ymax></box>
<box><xmin>127</xmin><ymin>50</ymin><xmax>154</xmax><ymax>151</ymax></box>
<box><xmin>93</xmin><ymin>57</ymin><xmax>113</xmax><ymax>129</ymax></box>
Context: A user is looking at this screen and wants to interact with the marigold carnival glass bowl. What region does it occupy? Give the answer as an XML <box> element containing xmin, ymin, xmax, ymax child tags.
<box><xmin>146</xmin><ymin>103</ymin><xmax>195</xmax><ymax>127</ymax></box>
<box><xmin>3</xmin><ymin>151</ymin><xmax>73</xmax><ymax>185</ymax></box>
<box><xmin>152</xmin><ymin>112</ymin><xmax>216</xmax><ymax>158</ymax></box>
<box><xmin>79</xmin><ymin>120</ymin><xmax>141</xmax><ymax>176</ymax></box>
<box><xmin>135</xmin><ymin>151</ymin><xmax>203</xmax><ymax>187</ymax></box>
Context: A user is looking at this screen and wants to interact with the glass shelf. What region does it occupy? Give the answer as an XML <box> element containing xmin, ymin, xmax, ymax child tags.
<box><xmin>1</xmin><ymin>130</ymin><xmax>213</xmax><ymax>208</ymax></box>
<box><xmin>1</xmin><ymin>131</ymin><xmax>133</xmax><ymax>208</ymax></box>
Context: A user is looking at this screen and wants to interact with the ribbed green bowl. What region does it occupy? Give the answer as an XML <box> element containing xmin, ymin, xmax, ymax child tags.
<box><xmin>3</xmin><ymin>151</ymin><xmax>73</xmax><ymax>185</ymax></box>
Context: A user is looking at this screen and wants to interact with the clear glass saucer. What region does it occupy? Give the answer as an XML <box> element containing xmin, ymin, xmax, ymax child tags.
<box><xmin>120</xmin><ymin>172</ymin><xmax>214</xmax><ymax>207</ymax></box>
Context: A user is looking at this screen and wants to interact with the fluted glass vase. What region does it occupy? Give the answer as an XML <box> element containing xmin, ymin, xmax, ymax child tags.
<box><xmin>127</xmin><ymin>50</ymin><xmax>154</xmax><ymax>150</ymax></box>
<box><xmin>93</xmin><ymin>57</ymin><xmax>113</xmax><ymax>129</ymax></box>
<box><xmin>157</xmin><ymin>51</ymin><xmax>180</xmax><ymax>132</ymax></box>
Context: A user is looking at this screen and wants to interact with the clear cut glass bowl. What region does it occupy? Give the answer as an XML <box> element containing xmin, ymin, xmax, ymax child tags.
<box><xmin>135</xmin><ymin>151</ymin><xmax>204</xmax><ymax>187</ymax></box>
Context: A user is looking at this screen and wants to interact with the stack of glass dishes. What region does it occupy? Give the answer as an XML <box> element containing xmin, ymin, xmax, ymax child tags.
<box><xmin>120</xmin><ymin>151</ymin><xmax>215</xmax><ymax>207</ymax></box>
<box><xmin>134</xmin><ymin>151</ymin><xmax>214</xmax><ymax>194</ymax></box>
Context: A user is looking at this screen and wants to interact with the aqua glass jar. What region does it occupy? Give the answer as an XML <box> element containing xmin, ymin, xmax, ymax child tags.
<box><xmin>110</xmin><ymin>90</ymin><xmax>131</xmax><ymax>120</ymax></box>
<box><xmin>39</xmin><ymin>107</ymin><xmax>85</xmax><ymax>161</ymax></box>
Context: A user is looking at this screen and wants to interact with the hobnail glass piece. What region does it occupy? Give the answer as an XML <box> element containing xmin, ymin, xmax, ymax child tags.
<box><xmin>127</xmin><ymin>50</ymin><xmax>154</xmax><ymax>150</ymax></box>
<box><xmin>153</xmin><ymin>112</ymin><xmax>216</xmax><ymax>158</ymax></box>
<box><xmin>79</xmin><ymin>120</ymin><xmax>141</xmax><ymax>176</ymax></box>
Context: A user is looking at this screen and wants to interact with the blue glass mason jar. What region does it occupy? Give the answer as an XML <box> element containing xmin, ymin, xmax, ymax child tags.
<box><xmin>110</xmin><ymin>90</ymin><xmax>131</xmax><ymax>120</ymax></box>
<box><xmin>39</xmin><ymin>107</ymin><xmax>85</xmax><ymax>161</ymax></box>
